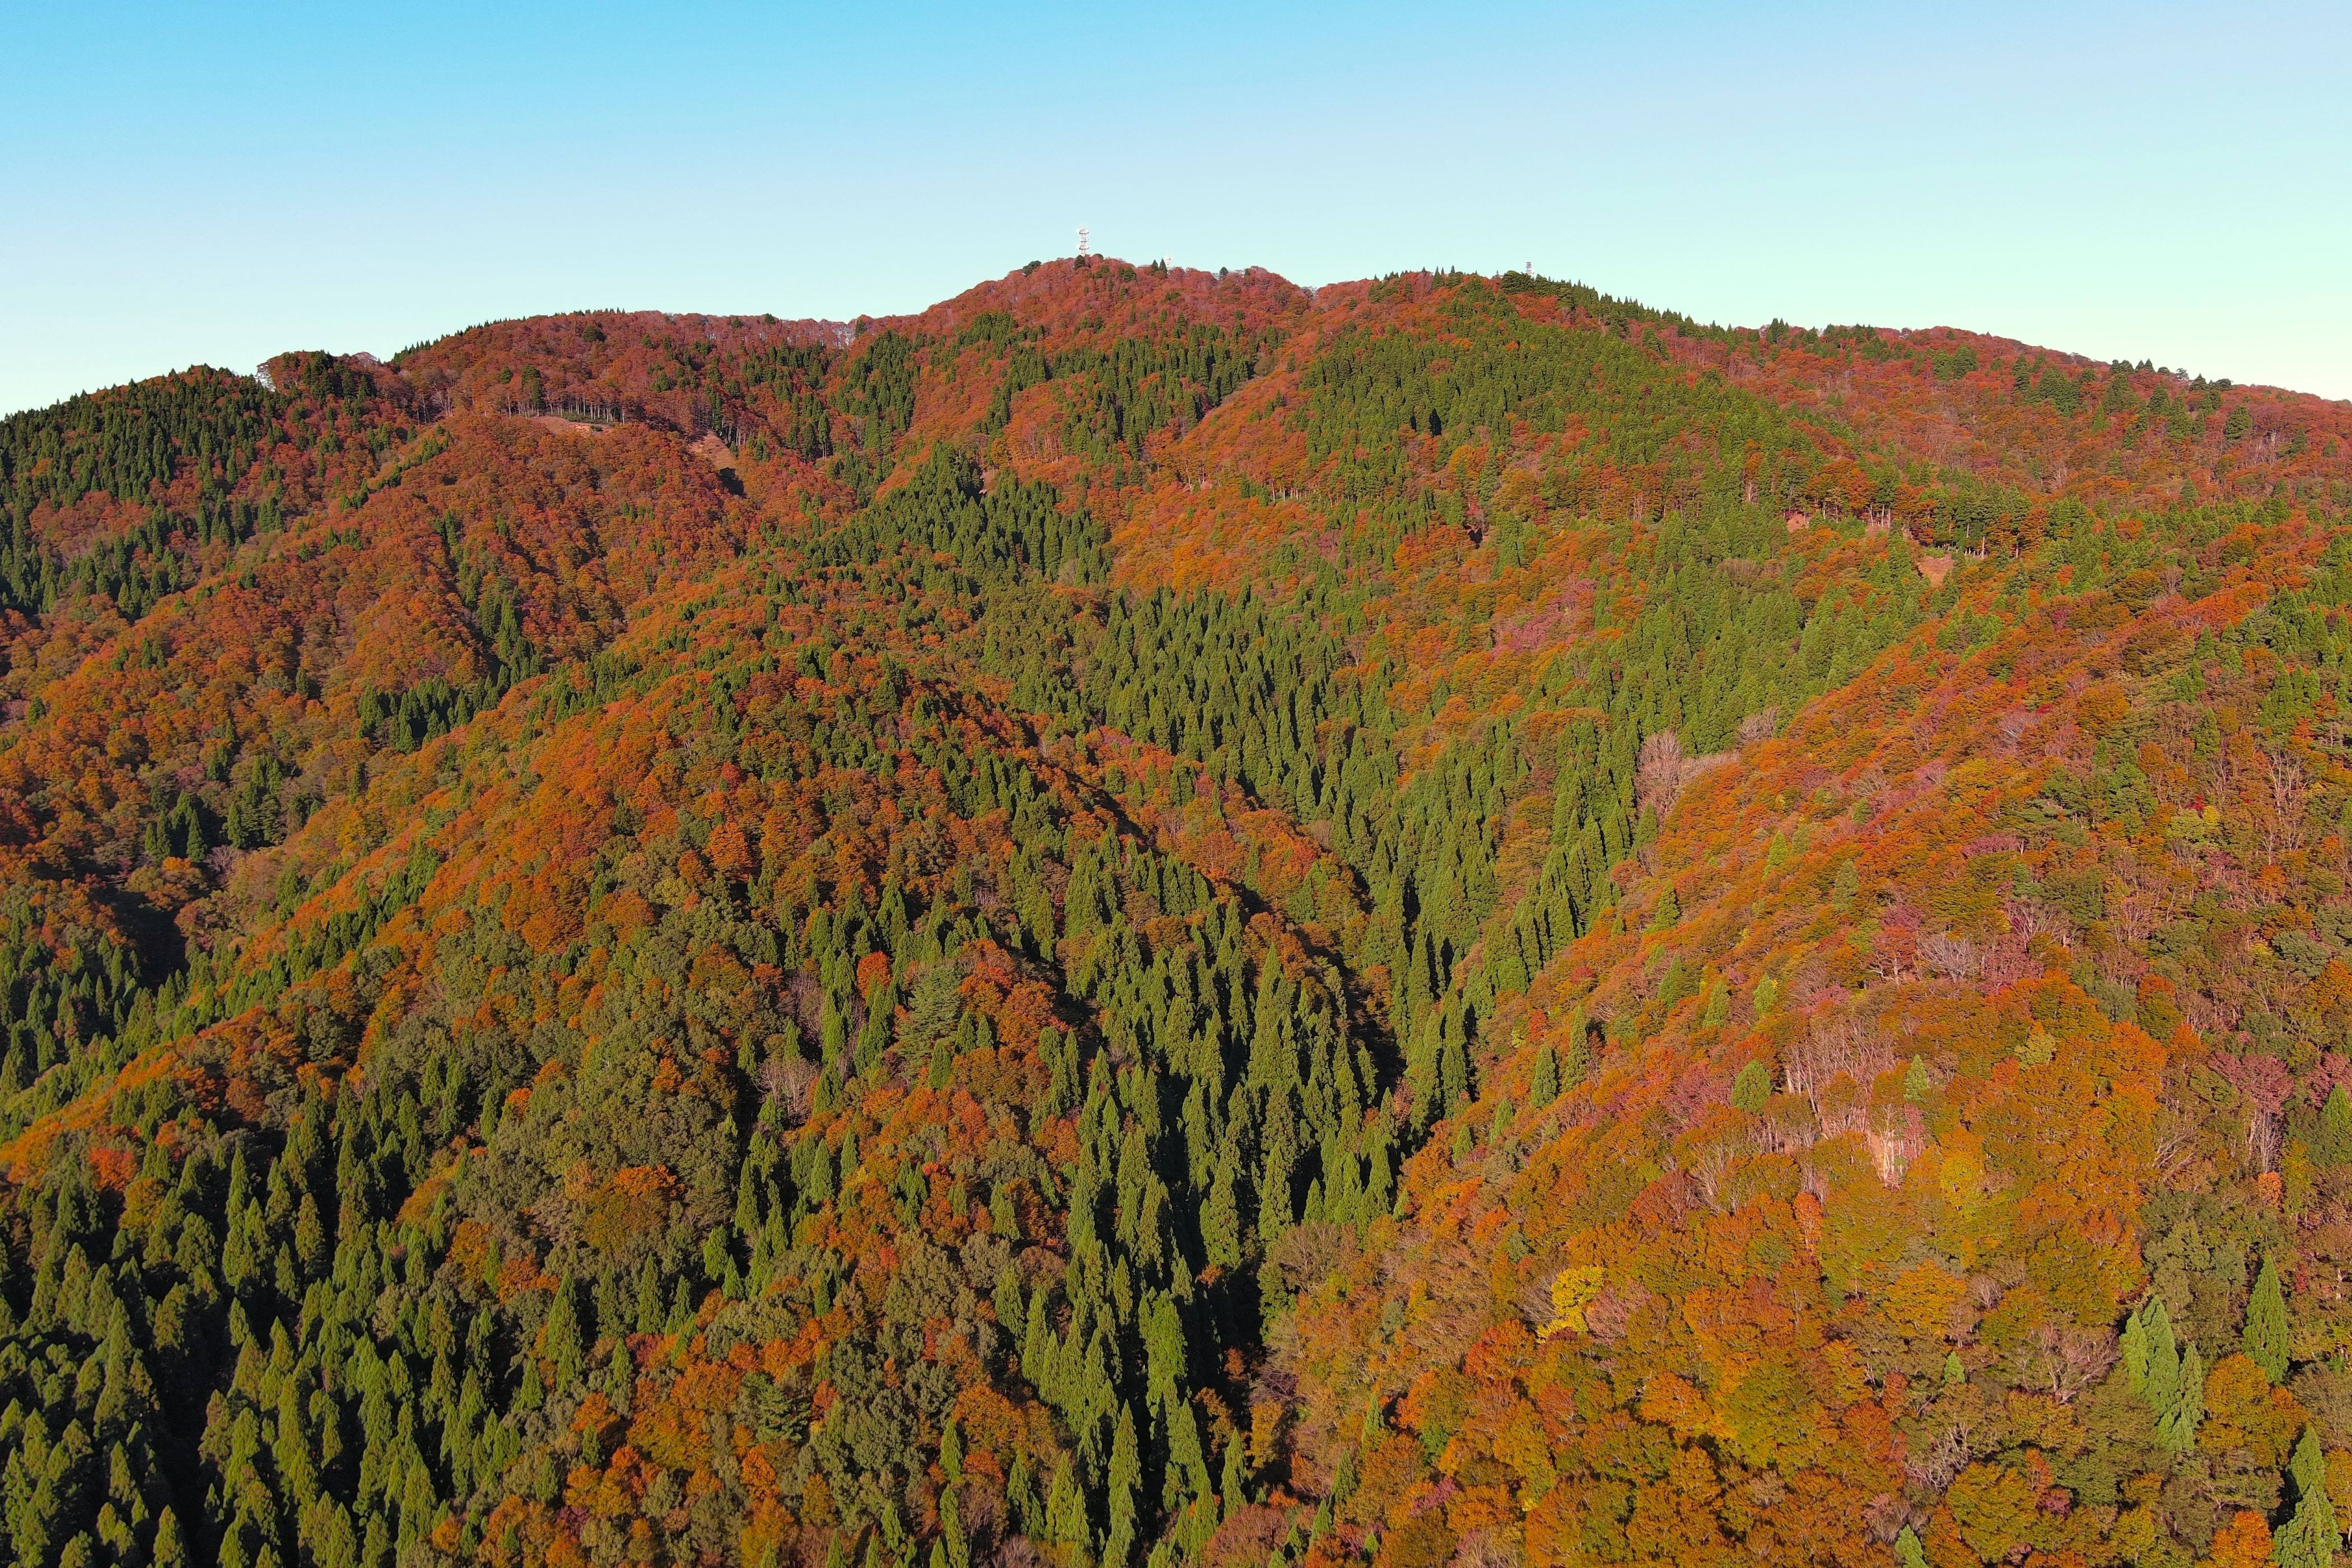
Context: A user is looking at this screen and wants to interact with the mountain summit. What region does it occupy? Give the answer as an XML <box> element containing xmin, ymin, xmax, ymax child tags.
<box><xmin>4</xmin><ymin>259</ymin><xmax>2351</xmax><ymax>1568</ymax></box>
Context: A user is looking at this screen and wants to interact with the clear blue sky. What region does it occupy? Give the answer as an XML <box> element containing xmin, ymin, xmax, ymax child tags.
<box><xmin>5</xmin><ymin>1</ymin><xmax>2348</xmax><ymax>414</ymax></box>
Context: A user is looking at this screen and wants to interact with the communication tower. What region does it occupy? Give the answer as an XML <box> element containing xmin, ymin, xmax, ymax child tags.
<box><xmin>1076</xmin><ymin>226</ymin><xmax>1091</xmax><ymax>257</ymax></box>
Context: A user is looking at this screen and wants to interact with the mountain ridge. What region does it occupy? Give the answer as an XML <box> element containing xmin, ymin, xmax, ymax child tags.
<box><xmin>3</xmin><ymin>259</ymin><xmax>2352</xmax><ymax>1568</ymax></box>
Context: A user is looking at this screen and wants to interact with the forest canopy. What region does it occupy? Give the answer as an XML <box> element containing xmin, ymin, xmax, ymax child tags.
<box><xmin>3</xmin><ymin>259</ymin><xmax>2352</xmax><ymax>1568</ymax></box>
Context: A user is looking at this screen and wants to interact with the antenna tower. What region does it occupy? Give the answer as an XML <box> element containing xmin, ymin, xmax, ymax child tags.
<box><xmin>1076</xmin><ymin>225</ymin><xmax>1091</xmax><ymax>258</ymax></box>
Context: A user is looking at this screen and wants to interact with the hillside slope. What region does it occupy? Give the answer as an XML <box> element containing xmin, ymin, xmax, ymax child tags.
<box><xmin>3</xmin><ymin>259</ymin><xmax>2352</xmax><ymax>1568</ymax></box>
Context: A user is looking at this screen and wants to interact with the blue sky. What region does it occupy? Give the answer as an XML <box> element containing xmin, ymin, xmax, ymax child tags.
<box><xmin>4</xmin><ymin>1</ymin><xmax>2347</xmax><ymax>413</ymax></box>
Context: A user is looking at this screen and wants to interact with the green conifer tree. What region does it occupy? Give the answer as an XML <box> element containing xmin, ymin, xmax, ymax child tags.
<box><xmin>1530</xmin><ymin>1041</ymin><xmax>1558</xmax><ymax>1106</ymax></box>
<box><xmin>2157</xmin><ymin>1345</ymin><xmax>2205</xmax><ymax>1453</ymax></box>
<box><xmin>940</xmin><ymin>1488</ymin><xmax>970</xmax><ymax>1568</ymax></box>
<box><xmin>2320</xmin><ymin>1086</ymin><xmax>2352</xmax><ymax>1168</ymax></box>
<box><xmin>1201</xmin><ymin>1145</ymin><xmax>1243</xmax><ymax>1268</ymax></box>
<box><xmin>2275</xmin><ymin>1425</ymin><xmax>2339</xmax><ymax>1568</ymax></box>
<box><xmin>1220</xmin><ymin>1430</ymin><xmax>1249</xmax><ymax>1519</ymax></box>
<box><xmin>2140</xmin><ymin>1298</ymin><xmax>2181</xmax><ymax>1415</ymax></box>
<box><xmin>544</xmin><ymin>1276</ymin><xmax>585</xmax><ymax>1393</ymax></box>
<box><xmin>2246</xmin><ymin>1256</ymin><xmax>2290</xmax><ymax>1383</ymax></box>
<box><xmin>151</xmin><ymin>1505</ymin><xmax>192</xmax><ymax>1568</ymax></box>
<box><xmin>1560</xmin><ymin>1009</ymin><xmax>1591</xmax><ymax>1090</ymax></box>
<box><xmin>1105</xmin><ymin>1404</ymin><xmax>1142</xmax><ymax>1567</ymax></box>
<box><xmin>1902</xmin><ymin>1056</ymin><xmax>1931</xmax><ymax>1102</ymax></box>
<box><xmin>940</xmin><ymin>1417</ymin><xmax>964</xmax><ymax>1486</ymax></box>
<box><xmin>1043</xmin><ymin>1455</ymin><xmax>1090</xmax><ymax>1556</ymax></box>
<box><xmin>2121</xmin><ymin>1305</ymin><xmax>2149</xmax><ymax>1396</ymax></box>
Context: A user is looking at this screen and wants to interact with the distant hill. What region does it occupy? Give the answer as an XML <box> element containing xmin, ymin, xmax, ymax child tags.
<box><xmin>3</xmin><ymin>258</ymin><xmax>2351</xmax><ymax>1568</ymax></box>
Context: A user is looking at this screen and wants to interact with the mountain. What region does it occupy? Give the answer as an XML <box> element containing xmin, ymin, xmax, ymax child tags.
<box><xmin>3</xmin><ymin>256</ymin><xmax>2350</xmax><ymax>1568</ymax></box>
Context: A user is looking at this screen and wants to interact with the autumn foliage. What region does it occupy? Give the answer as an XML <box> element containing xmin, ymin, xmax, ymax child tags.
<box><xmin>3</xmin><ymin>259</ymin><xmax>2352</xmax><ymax>1568</ymax></box>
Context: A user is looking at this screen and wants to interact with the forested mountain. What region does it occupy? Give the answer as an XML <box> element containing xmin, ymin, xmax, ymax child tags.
<box><xmin>3</xmin><ymin>255</ymin><xmax>2351</xmax><ymax>1568</ymax></box>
